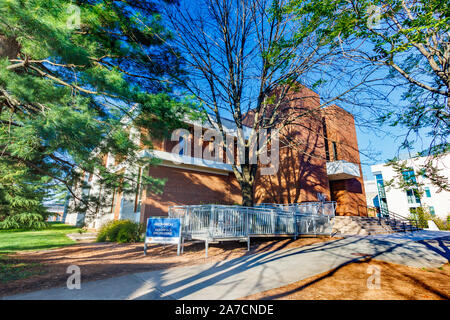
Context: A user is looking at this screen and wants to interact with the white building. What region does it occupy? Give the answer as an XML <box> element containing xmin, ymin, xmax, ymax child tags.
<box><xmin>364</xmin><ymin>180</ymin><xmax>378</xmax><ymax>207</ymax></box>
<box><xmin>368</xmin><ymin>152</ymin><xmax>450</xmax><ymax>220</ymax></box>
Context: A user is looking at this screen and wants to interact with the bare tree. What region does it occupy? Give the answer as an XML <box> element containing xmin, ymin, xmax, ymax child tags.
<box><xmin>158</xmin><ymin>0</ymin><xmax>372</xmax><ymax>205</ymax></box>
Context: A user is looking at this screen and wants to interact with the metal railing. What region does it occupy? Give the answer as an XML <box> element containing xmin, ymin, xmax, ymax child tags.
<box><xmin>367</xmin><ymin>205</ymin><xmax>421</xmax><ymax>232</ymax></box>
<box><xmin>168</xmin><ymin>202</ymin><xmax>336</xmax><ymax>242</ymax></box>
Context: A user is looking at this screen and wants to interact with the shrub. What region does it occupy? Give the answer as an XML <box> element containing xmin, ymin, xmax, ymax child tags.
<box><xmin>408</xmin><ymin>207</ymin><xmax>431</xmax><ymax>228</ymax></box>
<box><xmin>431</xmin><ymin>215</ymin><xmax>450</xmax><ymax>231</ymax></box>
<box><xmin>96</xmin><ymin>220</ymin><xmax>143</xmax><ymax>243</ymax></box>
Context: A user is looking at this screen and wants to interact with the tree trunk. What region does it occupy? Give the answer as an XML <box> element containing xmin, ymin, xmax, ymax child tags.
<box><xmin>241</xmin><ymin>180</ymin><xmax>254</xmax><ymax>207</ymax></box>
<box><xmin>0</xmin><ymin>35</ymin><xmax>20</xmax><ymax>59</ymax></box>
<box><xmin>238</xmin><ymin>164</ymin><xmax>257</xmax><ymax>207</ymax></box>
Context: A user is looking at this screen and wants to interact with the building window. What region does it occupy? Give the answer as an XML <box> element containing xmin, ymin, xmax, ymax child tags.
<box><xmin>332</xmin><ymin>141</ymin><xmax>338</xmax><ymax>161</ymax></box>
<box><xmin>375</xmin><ymin>173</ymin><xmax>389</xmax><ymax>216</ymax></box>
<box><xmin>429</xmin><ymin>206</ymin><xmax>435</xmax><ymax>216</ymax></box>
<box><xmin>373</xmin><ymin>195</ymin><xmax>380</xmax><ymax>208</ymax></box>
<box><xmin>425</xmin><ymin>187</ymin><xmax>431</xmax><ymax>198</ymax></box>
<box><xmin>179</xmin><ymin>136</ymin><xmax>185</xmax><ymax>156</ymax></box>
<box><xmin>134</xmin><ymin>168</ymin><xmax>142</xmax><ymax>213</ymax></box>
<box><xmin>406</xmin><ymin>189</ymin><xmax>421</xmax><ymax>204</ymax></box>
<box><xmin>322</xmin><ymin>119</ymin><xmax>330</xmax><ymax>161</ymax></box>
<box><xmin>325</xmin><ymin>147</ymin><xmax>330</xmax><ymax>161</ymax></box>
<box><xmin>81</xmin><ymin>172</ymin><xmax>92</xmax><ymax>198</ymax></box>
<box><xmin>375</xmin><ymin>174</ymin><xmax>383</xmax><ymax>184</ymax></box>
<box><xmin>375</xmin><ymin>174</ymin><xmax>386</xmax><ymax>197</ymax></box>
<box><xmin>110</xmin><ymin>188</ymin><xmax>116</xmax><ymax>213</ymax></box>
<box><xmin>406</xmin><ymin>190</ymin><xmax>413</xmax><ymax>204</ymax></box>
<box><xmin>402</xmin><ymin>169</ymin><xmax>417</xmax><ymax>184</ymax></box>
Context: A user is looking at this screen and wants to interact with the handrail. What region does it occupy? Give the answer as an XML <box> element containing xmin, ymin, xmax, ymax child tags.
<box><xmin>367</xmin><ymin>205</ymin><xmax>421</xmax><ymax>231</ymax></box>
<box><xmin>169</xmin><ymin>202</ymin><xmax>336</xmax><ymax>240</ymax></box>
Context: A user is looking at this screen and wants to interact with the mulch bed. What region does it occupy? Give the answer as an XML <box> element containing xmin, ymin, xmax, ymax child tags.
<box><xmin>0</xmin><ymin>236</ymin><xmax>339</xmax><ymax>297</ymax></box>
<box><xmin>241</xmin><ymin>259</ymin><xmax>450</xmax><ymax>300</ymax></box>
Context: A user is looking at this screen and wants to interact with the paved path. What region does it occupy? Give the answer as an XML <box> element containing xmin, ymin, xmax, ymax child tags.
<box><xmin>3</xmin><ymin>230</ymin><xmax>449</xmax><ymax>300</ymax></box>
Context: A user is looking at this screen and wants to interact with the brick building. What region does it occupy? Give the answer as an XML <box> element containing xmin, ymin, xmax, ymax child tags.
<box><xmin>65</xmin><ymin>87</ymin><xmax>367</xmax><ymax>228</ymax></box>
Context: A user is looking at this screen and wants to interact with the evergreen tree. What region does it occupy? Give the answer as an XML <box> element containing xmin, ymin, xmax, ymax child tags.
<box><xmin>0</xmin><ymin>0</ymin><xmax>186</xmax><ymax>228</ymax></box>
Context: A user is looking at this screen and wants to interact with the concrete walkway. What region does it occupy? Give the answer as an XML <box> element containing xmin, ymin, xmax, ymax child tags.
<box><xmin>3</xmin><ymin>230</ymin><xmax>449</xmax><ymax>300</ymax></box>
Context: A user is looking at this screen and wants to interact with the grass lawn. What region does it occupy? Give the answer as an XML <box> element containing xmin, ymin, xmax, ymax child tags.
<box><xmin>0</xmin><ymin>222</ymin><xmax>80</xmax><ymax>254</ymax></box>
<box><xmin>0</xmin><ymin>256</ymin><xmax>48</xmax><ymax>284</ymax></box>
<box><xmin>1</xmin><ymin>236</ymin><xmax>340</xmax><ymax>295</ymax></box>
<box><xmin>0</xmin><ymin>223</ymin><xmax>80</xmax><ymax>285</ymax></box>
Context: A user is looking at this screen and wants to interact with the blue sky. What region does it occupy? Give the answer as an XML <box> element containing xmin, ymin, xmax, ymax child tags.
<box><xmin>166</xmin><ymin>0</ymin><xmax>440</xmax><ymax>183</ymax></box>
<box><xmin>356</xmin><ymin>124</ymin><xmax>433</xmax><ymax>181</ymax></box>
<box><xmin>345</xmin><ymin>68</ymin><xmax>435</xmax><ymax>181</ymax></box>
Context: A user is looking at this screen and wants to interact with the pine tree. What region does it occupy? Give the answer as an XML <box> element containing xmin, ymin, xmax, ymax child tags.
<box><xmin>0</xmin><ymin>0</ymin><xmax>186</xmax><ymax>228</ymax></box>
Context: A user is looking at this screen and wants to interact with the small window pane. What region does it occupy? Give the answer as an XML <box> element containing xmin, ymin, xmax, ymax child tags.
<box><xmin>429</xmin><ymin>206</ymin><xmax>435</xmax><ymax>216</ymax></box>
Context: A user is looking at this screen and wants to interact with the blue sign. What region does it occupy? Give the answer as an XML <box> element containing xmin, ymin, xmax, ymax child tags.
<box><xmin>145</xmin><ymin>218</ymin><xmax>181</xmax><ymax>245</ymax></box>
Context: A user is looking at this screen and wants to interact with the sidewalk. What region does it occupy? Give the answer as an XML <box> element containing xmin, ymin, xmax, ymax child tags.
<box><xmin>3</xmin><ymin>230</ymin><xmax>449</xmax><ymax>300</ymax></box>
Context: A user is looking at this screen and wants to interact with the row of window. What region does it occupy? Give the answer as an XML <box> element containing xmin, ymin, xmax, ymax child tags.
<box><xmin>404</xmin><ymin>168</ymin><xmax>432</xmax><ymax>204</ymax></box>
<box><xmin>375</xmin><ymin>170</ymin><xmax>435</xmax><ymax>217</ymax></box>
<box><xmin>410</xmin><ymin>187</ymin><xmax>432</xmax><ymax>200</ymax></box>
<box><xmin>406</xmin><ymin>189</ymin><xmax>421</xmax><ymax>204</ymax></box>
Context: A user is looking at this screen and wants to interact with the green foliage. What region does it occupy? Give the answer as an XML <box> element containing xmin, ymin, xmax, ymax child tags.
<box><xmin>0</xmin><ymin>159</ymin><xmax>50</xmax><ymax>229</ymax></box>
<box><xmin>0</xmin><ymin>223</ymin><xmax>79</xmax><ymax>253</ymax></box>
<box><xmin>0</xmin><ymin>213</ymin><xmax>47</xmax><ymax>230</ymax></box>
<box><xmin>431</xmin><ymin>215</ymin><xmax>450</xmax><ymax>231</ymax></box>
<box><xmin>286</xmin><ymin>0</ymin><xmax>449</xmax><ymax>187</ymax></box>
<box><xmin>0</xmin><ymin>256</ymin><xmax>48</xmax><ymax>284</ymax></box>
<box><xmin>0</xmin><ymin>0</ymin><xmax>188</xmax><ymax>228</ymax></box>
<box><xmin>384</xmin><ymin>156</ymin><xmax>449</xmax><ymax>193</ymax></box>
<box><xmin>96</xmin><ymin>219</ymin><xmax>143</xmax><ymax>243</ymax></box>
<box><xmin>409</xmin><ymin>206</ymin><xmax>431</xmax><ymax>229</ymax></box>
<box><xmin>408</xmin><ymin>207</ymin><xmax>450</xmax><ymax>230</ymax></box>
<box><xmin>77</xmin><ymin>222</ymin><xmax>88</xmax><ymax>235</ymax></box>
<box><xmin>286</xmin><ymin>0</ymin><xmax>449</xmax><ymax>62</ymax></box>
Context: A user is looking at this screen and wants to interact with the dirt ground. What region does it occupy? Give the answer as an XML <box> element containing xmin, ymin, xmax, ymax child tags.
<box><xmin>241</xmin><ymin>259</ymin><xmax>450</xmax><ymax>300</ymax></box>
<box><xmin>0</xmin><ymin>236</ymin><xmax>337</xmax><ymax>297</ymax></box>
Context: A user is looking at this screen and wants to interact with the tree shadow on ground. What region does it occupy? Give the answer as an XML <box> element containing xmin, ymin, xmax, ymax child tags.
<box><xmin>133</xmin><ymin>235</ymin><xmax>450</xmax><ymax>300</ymax></box>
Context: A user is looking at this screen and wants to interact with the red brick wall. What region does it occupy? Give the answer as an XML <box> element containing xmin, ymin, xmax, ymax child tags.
<box><xmin>140</xmin><ymin>165</ymin><xmax>241</xmax><ymax>222</ymax></box>
<box><xmin>254</xmin><ymin>87</ymin><xmax>331</xmax><ymax>204</ymax></box>
<box><xmin>322</xmin><ymin>105</ymin><xmax>367</xmax><ymax>216</ymax></box>
<box><xmin>137</xmin><ymin>87</ymin><xmax>367</xmax><ymax>218</ymax></box>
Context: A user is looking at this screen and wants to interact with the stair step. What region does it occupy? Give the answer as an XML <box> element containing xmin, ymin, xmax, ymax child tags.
<box><xmin>331</xmin><ymin>216</ymin><xmax>421</xmax><ymax>235</ymax></box>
